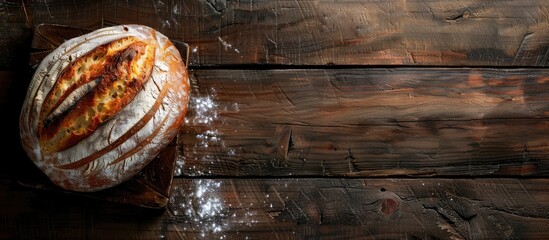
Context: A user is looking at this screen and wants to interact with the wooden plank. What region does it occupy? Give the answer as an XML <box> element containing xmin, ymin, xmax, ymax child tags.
<box><xmin>178</xmin><ymin>68</ymin><xmax>549</xmax><ymax>177</ymax></box>
<box><xmin>51</xmin><ymin>0</ymin><xmax>549</xmax><ymax>66</ymax></box>
<box><xmin>2</xmin><ymin>0</ymin><xmax>549</xmax><ymax>67</ymax></box>
<box><xmin>3</xmin><ymin>65</ymin><xmax>549</xmax><ymax>179</ymax></box>
<box><xmin>0</xmin><ymin>0</ymin><xmax>103</xmax><ymax>69</ymax></box>
<box><xmin>0</xmin><ymin>1</ymin><xmax>32</xmax><ymax>69</ymax></box>
<box><xmin>23</xmin><ymin>0</ymin><xmax>103</xmax><ymax>28</ymax></box>
<box><xmin>3</xmin><ymin>178</ymin><xmax>549</xmax><ymax>239</ymax></box>
<box><xmin>101</xmin><ymin>0</ymin><xmax>549</xmax><ymax>66</ymax></box>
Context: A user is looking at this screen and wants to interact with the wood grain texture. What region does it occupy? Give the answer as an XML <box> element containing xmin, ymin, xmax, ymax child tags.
<box><xmin>178</xmin><ymin>68</ymin><xmax>549</xmax><ymax>177</ymax></box>
<box><xmin>3</xmin><ymin>0</ymin><xmax>549</xmax><ymax>67</ymax></box>
<box><xmin>74</xmin><ymin>0</ymin><xmax>549</xmax><ymax>66</ymax></box>
<box><xmin>1</xmin><ymin>2</ymin><xmax>549</xmax><ymax>238</ymax></box>
<box><xmin>3</xmin><ymin>178</ymin><xmax>549</xmax><ymax>239</ymax></box>
<box><xmin>0</xmin><ymin>1</ymin><xmax>31</xmax><ymax>69</ymax></box>
<box><xmin>0</xmin><ymin>0</ymin><xmax>102</xmax><ymax>69</ymax></box>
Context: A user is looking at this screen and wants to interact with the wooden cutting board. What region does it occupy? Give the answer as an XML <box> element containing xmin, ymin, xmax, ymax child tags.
<box><xmin>17</xmin><ymin>24</ymin><xmax>186</xmax><ymax>209</ymax></box>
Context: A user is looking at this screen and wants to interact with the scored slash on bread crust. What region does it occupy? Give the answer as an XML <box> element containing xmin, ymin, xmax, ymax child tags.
<box><xmin>39</xmin><ymin>38</ymin><xmax>156</xmax><ymax>153</ymax></box>
<box><xmin>19</xmin><ymin>25</ymin><xmax>190</xmax><ymax>192</ymax></box>
<box><xmin>56</xmin><ymin>76</ymin><xmax>171</xmax><ymax>170</ymax></box>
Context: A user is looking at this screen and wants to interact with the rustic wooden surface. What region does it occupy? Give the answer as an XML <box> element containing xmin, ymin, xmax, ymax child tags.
<box><xmin>179</xmin><ymin>68</ymin><xmax>549</xmax><ymax>177</ymax></box>
<box><xmin>3</xmin><ymin>178</ymin><xmax>549</xmax><ymax>239</ymax></box>
<box><xmin>3</xmin><ymin>0</ymin><xmax>549</xmax><ymax>68</ymax></box>
<box><xmin>1</xmin><ymin>0</ymin><xmax>549</xmax><ymax>239</ymax></box>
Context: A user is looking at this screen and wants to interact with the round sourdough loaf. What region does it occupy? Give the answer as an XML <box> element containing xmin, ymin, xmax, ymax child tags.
<box><xmin>19</xmin><ymin>25</ymin><xmax>190</xmax><ymax>192</ymax></box>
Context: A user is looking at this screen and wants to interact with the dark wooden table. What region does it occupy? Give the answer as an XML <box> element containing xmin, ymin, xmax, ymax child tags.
<box><xmin>1</xmin><ymin>0</ymin><xmax>549</xmax><ymax>239</ymax></box>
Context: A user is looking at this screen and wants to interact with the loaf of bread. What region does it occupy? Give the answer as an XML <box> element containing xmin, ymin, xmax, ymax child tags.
<box><xmin>19</xmin><ymin>25</ymin><xmax>190</xmax><ymax>192</ymax></box>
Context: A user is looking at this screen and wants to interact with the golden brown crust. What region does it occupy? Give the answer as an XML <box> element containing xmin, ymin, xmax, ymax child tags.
<box><xmin>55</xmin><ymin>77</ymin><xmax>171</xmax><ymax>170</ymax></box>
<box><xmin>39</xmin><ymin>36</ymin><xmax>137</xmax><ymax>123</ymax></box>
<box><xmin>38</xmin><ymin>38</ymin><xmax>156</xmax><ymax>153</ymax></box>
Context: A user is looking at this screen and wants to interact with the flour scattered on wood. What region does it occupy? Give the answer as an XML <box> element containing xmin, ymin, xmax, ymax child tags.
<box><xmin>176</xmin><ymin>89</ymin><xmax>240</xmax><ymax>176</ymax></box>
<box><xmin>170</xmin><ymin>180</ymin><xmax>227</xmax><ymax>238</ymax></box>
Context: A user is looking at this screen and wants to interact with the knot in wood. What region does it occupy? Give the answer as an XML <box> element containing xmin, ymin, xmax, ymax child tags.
<box><xmin>380</xmin><ymin>198</ymin><xmax>399</xmax><ymax>215</ymax></box>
